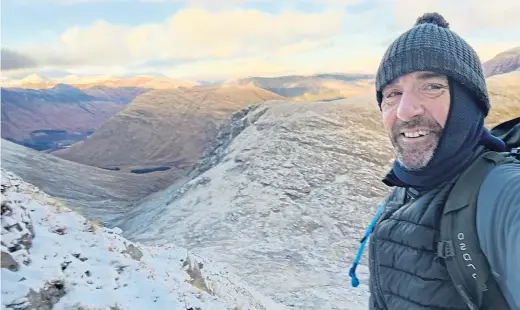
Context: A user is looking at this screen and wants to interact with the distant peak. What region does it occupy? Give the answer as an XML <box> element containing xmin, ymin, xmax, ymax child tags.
<box><xmin>52</xmin><ymin>83</ymin><xmax>79</xmax><ymax>90</ymax></box>
<box><xmin>21</xmin><ymin>73</ymin><xmax>49</xmax><ymax>83</ymax></box>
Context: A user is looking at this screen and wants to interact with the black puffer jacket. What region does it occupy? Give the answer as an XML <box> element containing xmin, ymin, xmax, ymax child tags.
<box><xmin>368</xmin><ymin>183</ymin><xmax>470</xmax><ymax>310</ymax></box>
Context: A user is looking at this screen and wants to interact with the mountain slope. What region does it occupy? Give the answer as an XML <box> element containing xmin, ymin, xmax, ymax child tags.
<box><xmin>116</xmin><ymin>96</ymin><xmax>390</xmax><ymax>310</ymax></box>
<box><xmin>82</xmin><ymin>85</ymin><xmax>151</xmax><ymax>104</ymax></box>
<box><xmin>485</xmin><ymin>70</ymin><xmax>520</xmax><ymax>128</ymax></box>
<box><xmin>1</xmin><ymin>170</ymin><xmax>284</xmax><ymax>310</ymax></box>
<box><xmin>1</xmin><ymin>140</ymin><xmax>175</xmax><ymax>225</ymax></box>
<box><xmin>483</xmin><ymin>46</ymin><xmax>520</xmax><ymax>77</ymax></box>
<box><xmin>52</xmin><ymin>85</ymin><xmax>286</xmax><ymax>177</ymax></box>
<box><xmin>224</xmin><ymin>73</ymin><xmax>375</xmax><ymax>101</ymax></box>
<box><xmin>1</xmin><ymin>84</ymin><xmax>130</xmax><ymax>151</ymax></box>
<box><xmin>72</xmin><ymin>76</ymin><xmax>196</xmax><ymax>90</ymax></box>
<box><xmin>116</xmin><ymin>77</ymin><xmax>519</xmax><ymax>309</ymax></box>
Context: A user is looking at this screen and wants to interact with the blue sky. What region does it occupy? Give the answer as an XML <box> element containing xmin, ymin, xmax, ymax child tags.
<box><xmin>2</xmin><ymin>0</ymin><xmax>519</xmax><ymax>81</ymax></box>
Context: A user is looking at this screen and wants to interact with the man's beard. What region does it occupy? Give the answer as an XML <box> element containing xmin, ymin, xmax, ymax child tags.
<box><xmin>390</xmin><ymin>116</ymin><xmax>443</xmax><ymax>171</ymax></box>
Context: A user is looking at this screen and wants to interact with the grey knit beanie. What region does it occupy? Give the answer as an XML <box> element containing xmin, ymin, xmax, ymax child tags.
<box><xmin>375</xmin><ymin>12</ymin><xmax>490</xmax><ymax>116</ymax></box>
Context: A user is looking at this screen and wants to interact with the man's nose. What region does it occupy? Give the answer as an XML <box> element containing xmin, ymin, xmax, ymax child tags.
<box><xmin>396</xmin><ymin>91</ymin><xmax>424</xmax><ymax>122</ymax></box>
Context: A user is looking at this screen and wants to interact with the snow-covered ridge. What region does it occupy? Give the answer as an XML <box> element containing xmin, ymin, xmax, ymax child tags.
<box><xmin>117</xmin><ymin>98</ymin><xmax>390</xmax><ymax>309</ymax></box>
<box><xmin>1</xmin><ymin>169</ymin><xmax>285</xmax><ymax>310</ymax></box>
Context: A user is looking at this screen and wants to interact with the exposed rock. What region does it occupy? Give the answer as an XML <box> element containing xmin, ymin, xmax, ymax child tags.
<box><xmin>1</xmin><ymin>188</ymin><xmax>34</xmax><ymax>267</ymax></box>
<box><xmin>122</xmin><ymin>243</ymin><xmax>143</xmax><ymax>261</ymax></box>
<box><xmin>1</xmin><ymin>251</ymin><xmax>19</xmax><ymax>271</ymax></box>
<box><xmin>24</xmin><ymin>280</ymin><xmax>66</xmax><ymax>310</ymax></box>
<box><xmin>4</xmin><ymin>280</ymin><xmax>65</xmax><ymax>310</ymax></box>
<box><xmin>189</xmin><ymin>103</ymin><xmax>267</xmax><ymax>178</ymax></box>
<box><xmin>182</xmin><ymin>254</ymin><xmax>212</xmax><ymax>295</ymax></box>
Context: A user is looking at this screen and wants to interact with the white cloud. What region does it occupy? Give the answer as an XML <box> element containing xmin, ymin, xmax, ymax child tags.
<box><xmin>5</xmin><ymin>0</ymin><xmax>518</xmax><ymax>80</ymax></box>
<box><xmin>388</xmin><ymin>0</ymin><xmax>520</xmax><ymax>35</ymax></box>
<box><xmin>14</xmin><ymin>7</ymin><xmax>347</xmax><ymax>68</ymax></box>
<box><xmin>13</xmin><ymin>0</ymin><xmax>366</xmax><ymax>5</ymax></box>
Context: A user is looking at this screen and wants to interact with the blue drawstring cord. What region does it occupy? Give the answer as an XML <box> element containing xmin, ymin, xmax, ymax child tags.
<box><xmin>348</xmin><ymin>202</ymin><xmax>386</xmax><ymax>287</ymax></box>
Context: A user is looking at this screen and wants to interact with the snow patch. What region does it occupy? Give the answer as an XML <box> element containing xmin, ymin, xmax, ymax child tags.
<box><xmin>1</xmin><ymin>169</ymin><xmax>284</xmax><ymax>310</ymax></box>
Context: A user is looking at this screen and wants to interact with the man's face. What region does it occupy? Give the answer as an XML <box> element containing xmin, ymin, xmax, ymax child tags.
<box><xmin>381</xmin><ymin>71</ymin><xmax>451</xmax><ymax>170</ymax></box>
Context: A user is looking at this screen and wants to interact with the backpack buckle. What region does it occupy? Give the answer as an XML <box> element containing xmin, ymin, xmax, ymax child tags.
<box><xmin>437</xmin><ymin>240</ymin><xmax>455</xmax><ymax>258</ymax></box>
<box><xmin>511</xmin><ymin>148</ymin><xmax>520</xmax><ymax>159</ymax></box>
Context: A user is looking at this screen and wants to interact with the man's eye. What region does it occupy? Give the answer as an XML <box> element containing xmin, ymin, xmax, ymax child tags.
<box><xmin>424</xmin><ymin>83</ymin><xmax>446</xmax><ymax>91</ymax></box>
<box><xmin>385</xmin><ymin>90</ymin><xmax>402</xmax><ymax>98</ymax></box>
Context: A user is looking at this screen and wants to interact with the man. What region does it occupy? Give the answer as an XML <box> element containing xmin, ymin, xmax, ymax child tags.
<box><xmin>348</xmin><ymin>12</ymin><xmax>520</xmax><ymax>310</ymax></box>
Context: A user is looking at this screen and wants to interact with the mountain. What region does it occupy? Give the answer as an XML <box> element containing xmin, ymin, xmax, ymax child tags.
<box><xmin>1</xmin><ymin>73</ymin><xmax>57</xmax><ymax>89</ymax></box>
<box><xmin>82</xmin><ymin>85</ymin><xmax>151</xmax><ymax>104</ymax></box>
<box><xmin>1</xmin><ymin>170</ymin><xmax>284</xmax><ymax>310</ymax></box>
<box><xmin>52</xmin><ymin>85</ymin><xmax>286</xmax><ymax>180</ymax></box>
<box><xmin>115</xmin><ymin>96</ymin><xmax>392</xmax><ymax>310</ymax></box>
<box><xmin>224</xmin><ymin>73</ymin><xmax>375</xmax><ymax>101</ymax></box>
<box><xmin>0</xmin><ymin>139</ymin><xmax>176</xmax><ymax>225</ymax></box>
<box><xmin>113</xmin><ymin>76</ymin><xmax>519</xmax><ymax>309</ymax></box>
<box><xmin>1</xmin><ymin>74</ymin><xmax>196</xmax><ymax>90</ymax></box>
<box><xmin>483</xmin><ymin>46</ymin><xmax>520</xmax><ymax>77</ymax></box>
<box><xmin>71</xmin><ymin>75</ymin><xmax>196</xmax><ymax>90</ymax></box>
<box><xmin>1</xmin><ymin>84</ymin><xmax>131</xmax><ymax>151</ymax></box>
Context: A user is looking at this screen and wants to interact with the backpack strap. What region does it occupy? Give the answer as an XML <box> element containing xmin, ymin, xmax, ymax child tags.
<box><xmin>438</xmin><ymin>151</ymin><xmax>518</xmax><ymax>310</ymax></box>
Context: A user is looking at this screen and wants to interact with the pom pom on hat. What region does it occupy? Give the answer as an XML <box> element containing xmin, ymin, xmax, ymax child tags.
<box><xmin>414</xmin><ymin>12</ymin><xmax>450</xmax><ymax>29</ymax></box>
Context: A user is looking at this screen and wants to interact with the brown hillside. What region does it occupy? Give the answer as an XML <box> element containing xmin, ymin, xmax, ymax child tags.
<box><xmin>485</xmin><ymin>70</ymin><xmax>520</xmax><ymax>128</ymax></box>
<box><xmin>483</xmin><ymin>46</ymin><xmax>520</xmax><ymax>78</ymax></box>
<box><xmin>225</xmin><ymin>73</ymin><xmax>375</xmax><ymax>101</ymax></box>
<box><xmin>52</xmin><ymin>85</ymin><xmax>285</xmax><ymax>177</ymax></box>
<box><xmin>1</xmin><ymin>85</ymin><xmax>126</xmax><ymax>142</ymax></box>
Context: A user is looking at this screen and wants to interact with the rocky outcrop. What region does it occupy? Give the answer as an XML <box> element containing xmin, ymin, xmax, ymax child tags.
<box><xmin>188</xmin><ymin>103</ymin><xmax>268</xmax><ymax>178</ymax></box>
<box><xmin>1</xmin><ymin>182</ymin><xmax>34</xmax><ymax>270</ymax></box>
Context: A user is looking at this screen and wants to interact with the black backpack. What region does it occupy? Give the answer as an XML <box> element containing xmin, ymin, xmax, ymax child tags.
<box><xmin>437</xmin><ymin>116</ymin><xmax>520</xmax><ymax>310</ymax></box>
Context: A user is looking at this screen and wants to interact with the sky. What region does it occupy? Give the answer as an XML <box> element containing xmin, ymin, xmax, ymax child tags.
<box><xmin>1</xmin><ymin>0</ymin><xmax>519</xmax><ymax>82</ymax></box>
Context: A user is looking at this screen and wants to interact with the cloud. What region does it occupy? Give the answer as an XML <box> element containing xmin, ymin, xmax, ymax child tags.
<box><xmin>13</xmin><ymin>0</ymin><xmax>366</xmax><ymax>5</ymax></box>
<box><xmin>11</xmin><ymin>7</ymin><xmax>347</xmax><ymax>69</ymax></box>
<box><xmin>5</xmin><ymin>0</ymin><xmax>517</xmax><ymax>80</ymax></box>
<box><xmin>1</xmin><ymin>49</ymin><xmax>39</xmax><ymax>70</ymax></box>
<box><xmin>272</xmin><ymin>40</ymin><xmax>332</xmax><ymax>57</ymax></box>
<box><xmin>159</xmin><ymin>46</ymin><xmax>382</xmax><ymax>80</ymax></box>
<box><xmin>387</xmin><ymin>0</ymin><xmax>520</xmax><ymax>35</ymax></box>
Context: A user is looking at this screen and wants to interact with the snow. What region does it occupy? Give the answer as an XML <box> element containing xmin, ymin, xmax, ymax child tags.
<box><xmin>1</xmin><ymin>169</ymin><xmax>284</xmax><ymax>310</ymax></box>
<box><xmin>1</xmin><ymin>98</ymin><xmax>392</xmax><ymax>309</ymax></box>
<box><xmin>115</xmin><ymin>98</ymin><xmax>392</xmax><ymax>309</ymax></box>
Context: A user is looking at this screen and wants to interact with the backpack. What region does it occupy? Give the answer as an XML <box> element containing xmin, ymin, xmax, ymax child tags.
<box><xmin>437</xmin><ymin>116</ymin><xmax>520</xmax><ymax>310</ymax></box>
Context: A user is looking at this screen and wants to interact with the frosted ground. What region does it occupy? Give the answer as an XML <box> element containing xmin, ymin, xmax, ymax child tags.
<box><xmin>116</xmin><ymin>97</ymin><xmax>394</xmax><ymax>309</ymax></box>
<box><xmin>1</xmin><ymin>169</ymin><xmax>285</xmax><ymax>310</ymax></box>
